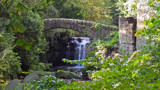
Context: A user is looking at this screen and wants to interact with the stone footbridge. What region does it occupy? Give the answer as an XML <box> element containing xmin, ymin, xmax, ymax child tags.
<box><xmin>44</xmin><ymin>18</ymin><xmax>118</xmax><ymax>40</ymax></box>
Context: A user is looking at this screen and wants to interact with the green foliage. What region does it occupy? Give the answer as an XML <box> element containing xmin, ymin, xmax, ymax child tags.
<box><xmin>5</xmin><ymin>72</ymin><xmax>64</xmax><ymax>90</ymax></box>
<box><xmin>59</xmin><ymin>81</ymin><xmax>91</xmax><ymax>90</ymax></box>
<box><xmin>62</xmin><ymin>49</ymin><xmax>160</xmax><ymax>89</ymax></box>
<box><xmin>101</xmin><ymin>31</ymin><xmax>119</xmax><ymax>48</ymax></box>
<box><xmin>116</xmin><ymin>0</ymin><xmax>137</xmax><ymax>18</ymax></box>
<box><xmin>13</xmin><ymin>22</ymin><xmax>26</xmax><ymax>33</ymax></box>
<box><xmin>24</xmin><ymin>75</ymin><xmax>66</xmax><ymax>90</ymax></box>
<box><xmin>30</xmin><ymin>63</ymin><xmax>50</xmax><ymax>72</ymax></box>
<box><xmin>136</xmin><ymin>1</ymin><xmax>160</xmax><ymax>39</ymax></box>
<box><xmin>35</xmin><ymin>71</ymin><xmax>54</xmax><ymax>77</ymax></box>
<box><xmin>13</xmin><ymin>10</ymin><xmax>48</xmax><ymax>71</ymax></box>
<box><xmin>0</xmin><ymin>48</ymin><xmax>21</xmax><ymax>76</ymax></box>
<box><xmin>61</xmin><ymin>1</ymin><xmax>160</xmax><ymax>89</ymax></box>
<box><xmin>0</xmin><ymin>80</ymin><xmax>8</xmax><ymax>90</ymax></box>
<box><xmin>0</xmin><ymin>29</ymin><xmax>21</xmax><ymax>80</ymax></box>
<box><xmin>69</xmin><ymin>0</ymin><xmax>118</xmax><ymax>25</ymax></box>
<box><xmin>16</xmin><ymin>39</ymin><xmax>27</xmax><ymax>46</ymax></box>
<box><xmin>5</xmin><ymin>72</ymin><xmax>39</xmax><ymax>90</ymax></box>
<box><xmin>91</xmin><ymin>23</ymin><xmax>103</xmax><ymax>32</ymax></box>
<box><xmin>53</xmin><ymin>0</ymin><xmax>82</xmax><ymax>19</ymax></box>
<box><xmin>0</xmin><ymin>0</ymin><xmax>51</xmax><ymax>82</ymax></box>
<box><xmin>88</xmin><ymin>31</ymin><xmax>118</xmax><ymax>57</ymax></box>
<box><xmin>135</xmin><ymin>0</ymin><xmax>160</xmax><ymax>60</ymax></box>
<box><xmin>45</xmin><ymin>5</ymin><xmax>59</xmax><ymax>18</ymax></box>
<box><xmin>89</xmin><ymin>31</ymin><xmax>118</xmax><ymax>48</ymax></box>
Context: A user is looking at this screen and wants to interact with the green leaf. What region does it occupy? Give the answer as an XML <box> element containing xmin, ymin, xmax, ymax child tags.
<box><xmin>76</xmin><ymin>60</ymin><xmax>79</xmax><ymax>64</ymax></box>
<box><xmin>16</xmin><ymin>2</ymin><xmax>28</xmax><ymax>13</ymax></box>
<box><xmin>157</xmin><ymin>52</ymin><xmax>160</xmax><ymax>55</ymax></box>
<box><xmin>0</xmin><ymin>34</ymin><xmax>3</xmax><ymax>37</ymax></box>
<box><xmin>24</xmin><ymin>43</ymin><xmax>32</xmax><ymax>50</ymax></box>
<box><xmin>16</xmin><ymin>39</ymin><xmax>27</xmax><ymax>46</ymax></box>
<box><xmin>13</xmin><ymin>23</ymin><xmax>26</xmax><ymax>33</ymax></box>
<box><xmin>66</xmin><ymin>60</ymin><xmax>69</xmax><ymax>63</ymax></box>
<box><xmin>156</xmin><ymin>6</ymin><xmax>160</xmax><ymax>12</ymax></box>
<box><xmin>70</xmin><ymin>61</ymin><xmax>73</xmax><ymax>64</ymax></box>
<box><xmin>147</xmin><ymin>0</ymin><xmax>154</xmax><ymax>6</ymax></box>
<box><xmin>144</xmin><ymin>21</ymin><xmax>148</xmax><ymax>25</ymax></box>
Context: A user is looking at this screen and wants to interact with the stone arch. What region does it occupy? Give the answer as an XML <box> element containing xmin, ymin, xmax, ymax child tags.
<box><xmin>44</xmin><ymin>18</ymin><xmax>118</xmax><ymax>40</ymax></box>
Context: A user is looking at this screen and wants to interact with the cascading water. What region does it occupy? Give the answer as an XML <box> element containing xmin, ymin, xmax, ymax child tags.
<box><xmin>65</xmin><ymin>37</ymin><xmax>91</xmax><ymax>68</ymax></box>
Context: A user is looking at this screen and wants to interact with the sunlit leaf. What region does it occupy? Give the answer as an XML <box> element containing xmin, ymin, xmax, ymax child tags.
<box><xmin>13</xmin><ymin>23</ymin><xmax>26</xmax><ymax>33</ymax></box>
<box><xmin>16</xmin><ymin>39</ymin><xmax>27</xmax><ymax>46</ymax></box>
<box><xmin>24</xmin><ymin>43</ymin><xmax>32</xmax><ymax>50</ymax></box>
<box><xmin>147</xmin><ymin>0</ymin><xmax>154</xmax><ymax>6</ymax></box>
<box><xmin>0</xmin><ymin>34</ymin><xmax>3</xmax><ymax>37</ymax></box>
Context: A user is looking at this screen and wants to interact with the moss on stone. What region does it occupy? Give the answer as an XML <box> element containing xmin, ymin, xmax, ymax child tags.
<box><xmin>56</xmin><ymin>70</ymin><xmax>81</xmax><ymax>79</ymax></box>
<box><xmin>35</xmin><ymin>71</ymin><xmax>55</xmax><ymax>76</ymax></box>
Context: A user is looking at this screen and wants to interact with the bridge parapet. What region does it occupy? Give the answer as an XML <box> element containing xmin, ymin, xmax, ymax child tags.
<box><xmin>44</xmin><ymin>18</ymin><xmax>118</xmax><ymax>40</ymax></box>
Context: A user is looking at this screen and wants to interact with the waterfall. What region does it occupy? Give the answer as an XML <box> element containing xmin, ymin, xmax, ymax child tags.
<box><xmin>66</xmin><ymin>37</ymin><xmax>91</xmax><ymax>68</ymax></box>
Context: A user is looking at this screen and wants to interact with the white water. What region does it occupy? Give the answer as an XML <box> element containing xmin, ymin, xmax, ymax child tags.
<box><xmin>66</xmin><ymin>37</ymin><xmax>91</xmax><ymax>68</ymax></box>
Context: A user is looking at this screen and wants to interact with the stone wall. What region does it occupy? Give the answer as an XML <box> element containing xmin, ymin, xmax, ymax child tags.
<box><xmin>119</xmin><ymin>16</ymin><xmax>137</xmax><ymax>55</ymax></box>
<box><xmin>119</xmin><ymin>0</ymin><xmax>158</xmax><ymax>54</ymax></box>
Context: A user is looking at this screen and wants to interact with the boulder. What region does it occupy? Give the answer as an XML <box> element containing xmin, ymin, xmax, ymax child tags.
<box><xmin>56</xmin><ymin>70</ymin><xmax>81</xmax><ymax>79</ymax></box>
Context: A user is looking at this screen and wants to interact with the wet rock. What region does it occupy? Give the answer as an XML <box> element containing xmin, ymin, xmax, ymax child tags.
<box><xmin>56</xmin><ymin>70</ymin><xmax>81</xmax><ymax>79</ymax></box>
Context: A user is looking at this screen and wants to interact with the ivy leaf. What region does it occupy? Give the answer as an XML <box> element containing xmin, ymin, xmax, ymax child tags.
<box><xmin>24</xmin><ymin>43</ymin><xmax>32</xmax><ymax>50</ymax></box>
<box><xmin>13</xmin><ymin>23</ymin><xmax>26</xmax><ymax>33</ymax></box>
<box><xmin>16</xmin><ymin>39</ymin><xmax>27</xmax><ymax>46</ymax></box>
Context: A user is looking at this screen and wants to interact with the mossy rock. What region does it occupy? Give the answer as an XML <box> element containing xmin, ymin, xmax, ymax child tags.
<box><xmin>56</xmin><ymin>70</ymin><xmax>81</xmax><ymax>79</ymax></box>
<box><xmin>5</xmin><ymin>72</ymin><xmax>39</xmax><ymax>90</ymax></box>
<box><xmin>23</xmin><ymin>72</ymin><xmax>39</xmax><ymax>83</ymax></box>
<box><xmin>35</xmin><ymin>71</ymin><xmax>55</xmax><ymax>76</ymax></box>
<box><xmin>5</xmin><ymin>79</ymin><xmax>21</xmax><ymax>90</ymax></box>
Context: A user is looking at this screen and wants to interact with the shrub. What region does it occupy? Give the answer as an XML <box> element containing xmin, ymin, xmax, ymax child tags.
<box><xmin>24</xmin><ymin>75</ymin><xmax>66</xmax><ymax>90</ymax></box>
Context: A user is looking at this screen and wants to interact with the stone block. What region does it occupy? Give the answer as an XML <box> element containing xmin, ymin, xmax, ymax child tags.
<box><xmin>119</xmin><ymin>16</ymin><xmax>136</xmax><ymax>55</ymax></box>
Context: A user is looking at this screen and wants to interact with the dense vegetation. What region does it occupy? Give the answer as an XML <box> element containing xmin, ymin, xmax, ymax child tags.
<box><xmin>0</xmin><ymin>0</ymin><xmax>159</xmax><ymax>89</ymax></box>
<box><xmin>0</xmin><ymin>0</ymin><xmax>52</xmax><ymax>87</ymax></box>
